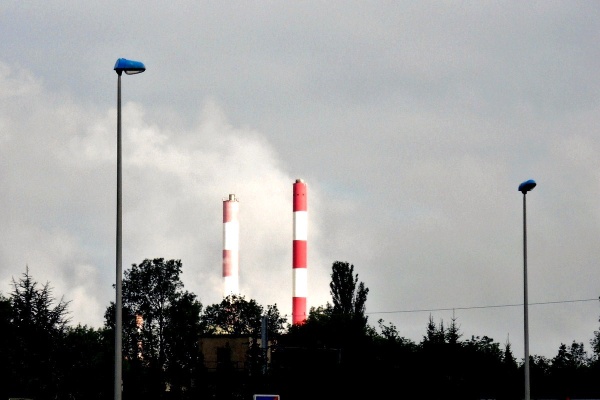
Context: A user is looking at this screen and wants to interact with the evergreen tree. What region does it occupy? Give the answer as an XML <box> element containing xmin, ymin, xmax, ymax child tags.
<box><xmin>499</xmin><ymin>339</ymin><xmax>520</xmax><ymax>400</ymax></box>
<box><xmin>422</xmin><ymin>314</ymin><xmax>446</xmax><ymax>346</ymax></box>
<box><xmin>0</xmin><ymin>293</ymin><xmax>15</xmax><ymax>400</ymax></box>
<box><xmin>446</xmin><ymin>315</ymin><xmax>462</xmax><ymax>345</ymax></box>
<box><xmin>6</xmin><ymin>267</ymin><xmax>70</xmax><ymax>399</ymax></box>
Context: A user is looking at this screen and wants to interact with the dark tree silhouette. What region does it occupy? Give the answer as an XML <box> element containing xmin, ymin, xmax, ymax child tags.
<box><xmin>4</xmin><ymin>267</ymin><xmax>70</xmax><ymax>400</ymax></box>
<box><xmin>104</xmin><ymin>258</ymin><xmax>203</xmax><ymax>399</ymax></box>
<box><xmin>590</xmin><ymin>316</ymin><xmax>600</xmax><ymax>365</ymax></box>
<box><xmin>201</xmin><ymin>294</ymin><xmax>283</xmax><ymax>337</ymax></box>
<box><xmin>330</xmin><ymin>261</ymin><xmax>369</xmax><ymax>328</ymax></box>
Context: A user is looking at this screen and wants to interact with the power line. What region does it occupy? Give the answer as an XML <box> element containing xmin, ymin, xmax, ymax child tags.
<box><xmin>368</xmin><ymin>297</ymin><xmax>599</xmax><ymax>315</ymax></box>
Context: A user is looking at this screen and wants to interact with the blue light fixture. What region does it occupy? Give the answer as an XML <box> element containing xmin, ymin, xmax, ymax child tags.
<box><xmin>518</xmin><ymin>179</ymin><xmax>536</xmax><ymax>194</ymax></box>
<box><xmin>114</xmin><ymin>58</ymin><xmax>146</xmax><ymax>75</ymax></box>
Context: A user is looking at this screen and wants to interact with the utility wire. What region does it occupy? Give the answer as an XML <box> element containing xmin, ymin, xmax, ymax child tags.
<box><xmin>368</xmin><ymin>297</ymin><xmax>599</xmax><ymax>315</ymax></box>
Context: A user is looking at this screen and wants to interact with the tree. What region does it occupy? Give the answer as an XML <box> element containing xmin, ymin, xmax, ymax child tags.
<box><xmin>499</xmin><ymin>339</ymin><xmax>520</xmax><ymax>400</ymax></box>
<box><xmin>5</xmin><ymin>267</ymin><xmax>71</xmax><ymax>399</ymax></box>
<box><xmin>10</xmin><ymin>266</ymin><xmax>70</xmax><ymax>331</ymax></box>
<box><xmin>419</xmin><ymin>316</ymin><xmax>451</xmax><ymax>397</ymax></box>
<box><xmin>284</xmin><ymin>304</ymin><xmax>334</xmax><ymax>347</ymax></box>
<box><xmin>330</xmin><ymin>261</ymin><xmax>368</xmax><ymax>322</ymax></box>
<box><xmin>329</xmin><ymin>261</ymin><xmax>370</xmax><ymax>341</ymax></box>
<box><xmin>552</xmin><ymin>341</ymin><xmax>589</xmax><ymax>370</ymax></box>
<box><xmin>201</xmin><ymin>294</ymin><xmax>285</xmax><ymax>339</ymax></box>
<box><xmin>446</xmin><ymin>315</ymin><xmax>462</xmax><ymax>345</ymax></box>
<box><xmin>57</xmin><ymin>324</ymin><xmax>112</xmax><ymax>400</ymax></box>
<box><xmin>591</xmin><ymin>314</ymin><xmax>600</xmax><ymax>364</ymax></box>
<box><xmin>0</xmin><ymin>292</ymin><xmax>15</xmax><ymax>400</ymax></box>
<box><xmin>456</xmin><ymin>335</ymin><xmax>506</xmax><ymax>399</ymax></box>
<box><xmin>163</xmin><ymin>291</ymin><xmax>204</xmax><ymax>398</ymax></box>
<box><xmin>285</xmin><ymin>261</ymin><xmax>370</xmax><ymax>348</ymax></box>
<box><xmin>372</xmin><ymin>318</ymin><xmax>418</xmax><ymax>365</ymax></box>
<box><xmin>265</xmin><ymin>303</ymin><xmax>287</xmax><ymax>335</ymax></box>
<box><xmin>377</xmin><ymin>319</ymin><xmax>402</xmax><ymax>343</ymax></box>
<box><xmin>421</xmin><ymin>314</ymin><xmax>446</xmax><ymax>346</ymax></box>
<box><xmin>274</xmin><ymin>262</ymin><xmax>376</xmax><ymax>399</ymax></box>
<box><xmin>104</xmin><ymin>258</ymin><xmax>203</xmax><ymax>399</ymax></box>
<box><xmin>502</xmin><ymin>339</ymin><xmax>517</xmax><ymax>368</ymax></box>
<box><xmin>549</xmin><ymin>341</ymin><xmax>593</xmax><ymax>399</ymax></box>
<box><xmin>199</xmin><ymin>295</ymin><xmax>286</xmax><ymax>399</ymax></box>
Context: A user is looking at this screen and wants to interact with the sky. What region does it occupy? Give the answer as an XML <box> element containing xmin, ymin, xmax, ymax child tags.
<box><xmin>1</xmin><ymin>1</ymin><xmax>599</xmax><ymax>361</ymax></box>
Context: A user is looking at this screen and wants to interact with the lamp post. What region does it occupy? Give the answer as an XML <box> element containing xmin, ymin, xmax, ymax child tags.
<box><xmin>114</xmin><ymin>58</ymin><xmax>145</xmax><ymax>400</ymax></box>
<box><xmin>518</xmin><ymin>179</ymin><xmax>536</xmax><ymax>400</ymax></box>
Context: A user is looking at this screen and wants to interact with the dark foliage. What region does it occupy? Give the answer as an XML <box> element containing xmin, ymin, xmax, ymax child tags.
<box><xmin>104</xmin><ymin>258</ymin><xmax>204</xmax><ymax>399</ymax></box>
<box><xmin>2</xmin><ymin>263</ymin><xmax>600</xmax><ymax>400</ymax></box>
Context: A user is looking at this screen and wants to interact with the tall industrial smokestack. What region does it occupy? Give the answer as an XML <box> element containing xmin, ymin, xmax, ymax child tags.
<box><xmin>292</xmin><ymin>179</ymin><xmax>307</xmax><ymax>324</ymax></box>
<box><xmin>223</xmin><ymin>194</ymin><xmax>239</xmax><ymax>297</ymax></box>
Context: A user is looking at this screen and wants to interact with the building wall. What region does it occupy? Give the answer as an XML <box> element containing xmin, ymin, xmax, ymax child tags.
<box><xmin>199</xmin><ymin>336</ymin><xmax>251</xmax><ymax>371</ymax></box>
<box><xmin>199</xmin><ymin>335</ymin><xmax>275</xmax><ymax>372</ymax></box>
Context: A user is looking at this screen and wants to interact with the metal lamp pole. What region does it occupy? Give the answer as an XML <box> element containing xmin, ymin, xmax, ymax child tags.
<box><xmin>114</xmin><ymin>58</ymin><xmax>145</xmax><ymax>400</ymax></box>
<box><xmin>518</xmin><ymin>179</ymin><xmax>536</xmax><ymax>400</ymax></box>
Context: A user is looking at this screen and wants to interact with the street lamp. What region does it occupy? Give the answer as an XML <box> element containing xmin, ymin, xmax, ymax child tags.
<box><xmin>518</xmin><ymin>178</ymin><xmax>536</xmax><ymax>400</ymax></box>
<box><xmin>114</xmin><ymin>58</ymin><xmax>145</xmax><ymax>400</ymax></box>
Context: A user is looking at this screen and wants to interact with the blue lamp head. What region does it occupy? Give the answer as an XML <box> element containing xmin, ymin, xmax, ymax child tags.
<box><xmin>518</xmin><ymin>179</ymin><xmax>537</xmax><ymax>194</ymax></box>
<box><xmin>114</xmin><ymin>58</ymin><xmax>146</xmax><ymax>75</ymax></box>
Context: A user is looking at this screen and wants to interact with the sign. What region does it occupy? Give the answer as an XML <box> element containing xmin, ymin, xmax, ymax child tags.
<box><xmin>253</xmin><ymin>395</ymin><xmax>280</xmax><ymax>400</ymax></box>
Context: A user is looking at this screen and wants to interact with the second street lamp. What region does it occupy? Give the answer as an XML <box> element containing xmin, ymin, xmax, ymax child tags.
<box><xmin>518</xmin><ymin>178</ymin><xmax>536</xmax><ymax>400</ymax></box>
<box><xmin>114</xmin><ymin>57</ymin><xmax>145</xmax><ymax>400</ymax></box>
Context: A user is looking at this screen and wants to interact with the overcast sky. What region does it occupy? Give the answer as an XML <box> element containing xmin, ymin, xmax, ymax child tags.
<box><xmin>1</xmin><ymin>1</ymin><xmax>600</xmax><ymax>360</ymax></box>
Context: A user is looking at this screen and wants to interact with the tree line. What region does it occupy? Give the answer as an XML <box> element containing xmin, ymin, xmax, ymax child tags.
<box><xmin>1</xmin><ymin>259</ymin><xmax>599</xmax><ymax>400</ymax></box>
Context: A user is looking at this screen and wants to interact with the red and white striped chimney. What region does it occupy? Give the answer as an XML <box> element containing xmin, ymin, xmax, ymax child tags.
<box><xmin>223</xmin><ymin>194</ymin><xmax>239</xmax><ymax>297</ymax></box>
<box><xmin>292</xmin><ymin>179</ymin><xmax>307</xmax><ymax>324</ymax></box>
